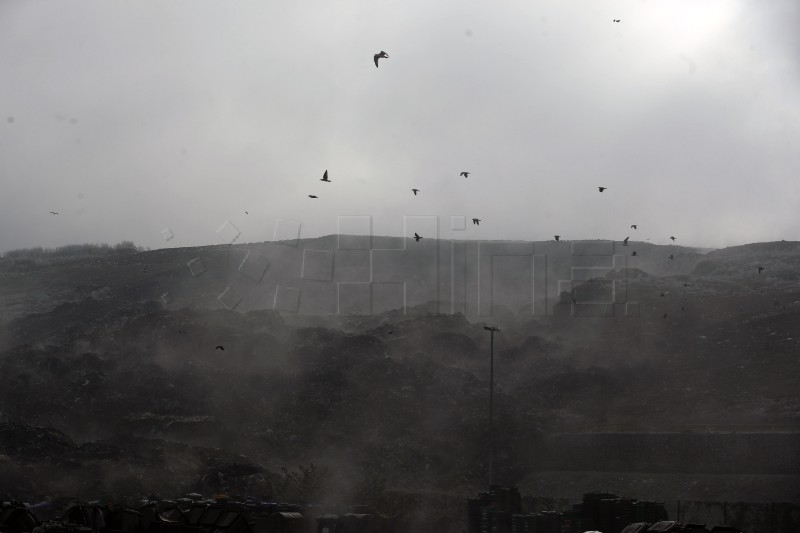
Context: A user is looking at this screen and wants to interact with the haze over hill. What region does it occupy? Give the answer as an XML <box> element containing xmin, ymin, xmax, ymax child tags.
<box><xmin>0</xmin><ymin>234</ymin><xmax>778</xmax><ymax>324</ymax></box>
<box><xmin>2</xmin><ymin>2</ymin><xmax>799</xmax><ymax>530</ymax></box>
<box><xmin>1</xmin><ymin>237</ymin><xmax>798</xmax><ymax>506</ymax></box>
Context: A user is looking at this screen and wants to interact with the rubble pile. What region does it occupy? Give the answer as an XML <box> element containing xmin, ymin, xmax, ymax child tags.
<box><xmin>466</xmin><ymin>488</ymin><xmax>745</xmax><ymax>533</ymax></box>
<box><xmin>1</xmin><ymin>498</ymin><xmax>401</xmax><ymax>533</ymax></box>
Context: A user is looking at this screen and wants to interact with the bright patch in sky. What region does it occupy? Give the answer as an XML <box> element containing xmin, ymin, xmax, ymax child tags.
<box><xmin>638</xmin><ymin>0</ymin><xmax>740</xmax><ymax>51</ymax></box>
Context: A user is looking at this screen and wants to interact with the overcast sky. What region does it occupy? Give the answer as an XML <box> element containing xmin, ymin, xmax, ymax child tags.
<box><xmin>0</xmin><ymin>0</ymin><xmax>798</xmax><ymax>253</ymax></box>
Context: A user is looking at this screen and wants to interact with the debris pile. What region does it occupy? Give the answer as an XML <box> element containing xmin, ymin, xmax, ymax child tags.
<box><xmin>2</xmin><ymin>497</ymin><xmax>402</xmax><ymax>533</ymax></box>
<box><xmin>466</xmin><ymin>488</ymin><xmax>744</xmax><ymax>533</ymax></box>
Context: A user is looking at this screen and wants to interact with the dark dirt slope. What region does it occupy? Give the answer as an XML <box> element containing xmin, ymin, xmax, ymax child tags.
<box><xmin>0</xmin><ymin>239</ymin><xmax>798</xmax><ymax>504</ymax></box>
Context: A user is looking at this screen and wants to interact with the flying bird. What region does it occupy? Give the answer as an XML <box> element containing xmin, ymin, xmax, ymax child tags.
<box><xmin>308</xmin><ymin>195</ymin><xmax>318</xmax><ymax>198</ymax></box>
<box><xmin>598</xmin><ymin>186</ymin><xmax>607</xmax><ymax>192</ymax></box>
<box><xmin>245</xmin><ymin>211</ymin><xmax>249</xmax><ymax>214</ymax></box>
<box><xmin>660</xmin><ymin>292</ymin><xmax>668</xmax><ymax>297</ymax></box>
<box><xmin>49</xmin><ymin>211</ymin><xmax>59</xmax><ymax>215</ymax></box>
<box><xmin>374</xmin><ymin>51</ymin><xmax>389</xmax><ymax>68</ymax></box>
<box><xmin>663</xmin><ymin>313</ymin><xmax>669</xmax><ymax>319</ymax></box>
<box><xmin>613</xmin><ymin>19</ymin><xmax>620</xmax><ymax>23</ymax></box>
<box><xmin>412</xmin><ymin>188</ymin><xmax>419</xmax><ymax>195</ymax></box>
<box><xmin>631</xmin><ymin>225</ymin><xmax>637</xmax><ymax>229</ymax></box>
<box><xmin>683</xmin><ymin>283</ymin><xmax>692</xmax><ymax>287</ymax></box>
<box><xmin>460</xmin><ymin>171</ymin><xmax>470</xmax><ymax>178</ymax></box>
<box><xmin>215</xmin><ymin>346</ymin><xmax>225</xmax><ymax>351</ymax></box>
<box><xmin>321</xmin><ymin>170</ymin><xmax>330</xmax><ymax>182</ymax></box>
<box><xmin>472</xmin><ymin>218</ymin><xmax>481</xmax><ymax>225</ymax></box>
<box><xmin>631</xmin><ymin>251</ymin><xmax>637</xmax><ymax>256</ymax></box>
<box><xmin>623</xmin><ymin>236</ymin><xmax>630</xmax><ymax>246</ymax></box>
<box><xmin>758</xmin><ymin>266</ymin><xmax>765</xmax><ymax>274</ymax></box>
<box><xmin>670</xmin><ymin>236</ymin><xmax>677</xmax><ymax>241</ymax></box>
<box><xmin>554</xmin><ymin>235</ymin><xmax>561</xmax><ymax>242</ymax></box>
<box><xmin>668</xmin><ymin>254</ymin><xmax>674</xmax><ymax>260</ymax></box>
<box><xmin>413</xmin><ymin>232</ymin><xmax>422</xmax><ymax>242</ymax></box>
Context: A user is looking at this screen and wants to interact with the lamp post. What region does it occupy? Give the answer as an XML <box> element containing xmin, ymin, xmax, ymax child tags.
<box><xmin>483</xmin><ymin>324</ymin><xmax>500</xmax><ymax>486</ymax></box>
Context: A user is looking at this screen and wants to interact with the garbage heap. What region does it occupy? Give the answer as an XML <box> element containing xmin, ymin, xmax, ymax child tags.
<box><xmin>467</xmin><ymin>489</ymin><xmax>669</xmax><ymax>533</ymax></box>
<box><xmin>467</xmin><ymin>486</ymin><xmax>522</xmax><ymax>533</ymax></box>
<box><xmin>1</xmin><ymin>497</ymin><xmax>399</xmax><ymax>533</ymax></box>
<box><xmin>620</xmin><ymin>523</ymin><xmax>743</xmax><ymax>533</ymax></box>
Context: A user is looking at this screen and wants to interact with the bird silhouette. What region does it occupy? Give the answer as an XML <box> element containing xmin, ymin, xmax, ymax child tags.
<box><xmin>663</xmin><ymin>313</ymin><xmax>669</xmax><ymax>319</ymax></box>
<box><xmin>683</xmin><ymin>283</ymin><xmax>692</xmax><ymax>287</ymax></box>
<box><xmin>758</xmin><ymin>266</ymin><xmax>765</xmax><ymax>274</ymax></box>
<box><xmin>631</xmin><ymin>251</ymin><xmax>637</xmax><ymax>256</ymax></box>
<box><xmin>412</xmin><ymin>188</ymin><xmax>419</xmax><ymax>195</ymax></box>
<box><xmin>613</xmin><ymin>19</ymin><xmax>620</xmax><ymax>22</ymax></box>
<box><xmin>49</xmin><ymin>211</ymin><xmax>59</xmax><ymax>215</ymax></box>
<box><xmin>660</xmin><ymin>292</ymin><xmax>668</xmax><ymax>297</ymax></box>
<box><xmin>308</xmin><ymin>195</ymin><xmax>318</xmax><ymax>198</ymax></box>
<box><xmin>598</xmin><ymin>186</ymin><xmax>607</xmax><ymax>192</ymax></box>
<box><xmin>472</xmin><ymin>218</ymin><xmax>481</xmax><ymax>225</ymax></box>
<box><xmin>413</xmin><ymin>232</ymin><xmax>422</xmax><ymax>242</ymax></box>
<box><xmin>554</xmin><ymin>235</ymin><xmax>561</xmax><ymax>242</ymax></box>
<box><xmin>668</xmin><ymin>254</ymin><xmax>674</xmax><ymax>260</ymax></box>
<box><xmin>215</xmin><ymin>346</ymin><xmax>225</xmax><ymax>351</ymax></box>
<box><xmin>374</xmin><ymin>51</ymin><xmax>389</xmax><ymax>68</ymax></box>
<box><xmin>245</xmin><ymin>211</ymin><xmax>249</xmax><ymax>214</ymax></box>
<box><xmin>670</xmin><ymin>236</ymin><xmax>677</xmax><ymax>241</ymax></box>
<box><xmin>460</xmin><ymin>171</ymin><xmax>470</xmax><ymax>178</ymax></box>
<box><xmin>631</xmin><ymin>224</ymin><xmax>637</xmax><ymax>229</ymax></box>
<box><xmin>321</xmin><ymin>170</ymin><xmax>330</xmax><ymax>182</ymax></box>
<box><xmin>623</xmin><ymin>236</ymin><xmax>630</xmax><ymax>246</ymax></box>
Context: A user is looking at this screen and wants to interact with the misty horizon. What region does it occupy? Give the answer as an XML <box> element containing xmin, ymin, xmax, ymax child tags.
<box><xmin>0</xmin><ymin>230</ymin><xmax>783</xmax><ymax>257</ymax></box>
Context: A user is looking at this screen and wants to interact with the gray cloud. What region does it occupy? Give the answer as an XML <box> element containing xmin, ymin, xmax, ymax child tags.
<box><xmin>1</xmin><ymin>0</ymin><xmax>798</xmax><ymax>253</ymax></box>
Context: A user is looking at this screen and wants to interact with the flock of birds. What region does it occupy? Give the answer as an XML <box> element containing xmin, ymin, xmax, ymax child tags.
<box><xmin>307</xmin><ymin>159</ymin><xmax>676</xmax><ymax>261</ymax></box>
<box><xmin>310</xmin><ymin>165</ymin><xmax>479</xmax><ymax>242</ymax></box>
<box><xmin>42</xmin><ymin>40</ymin><xmax>770</xmax><ymax>332</ymax></box>
<box><xmin>302</xmin><ymin>50</ymin><xmax>772</xmax><ymax>283</ymax></box>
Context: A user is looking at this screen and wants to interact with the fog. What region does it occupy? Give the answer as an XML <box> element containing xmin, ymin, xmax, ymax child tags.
<box><xmin>1</xmin><ymin>0</ymin><xmax>799</xmax><ymax>254</ymax></box>
<box><xmin>1</xmin><ymin>3</ymin><xmax>800</xmax><ymax>532</ymax></box>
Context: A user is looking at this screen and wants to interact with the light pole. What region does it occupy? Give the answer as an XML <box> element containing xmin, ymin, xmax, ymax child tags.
<box><xmin>483</xmin><ymin>324</ymin><xmax>500</xmax><ymax>486</ymax></box>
